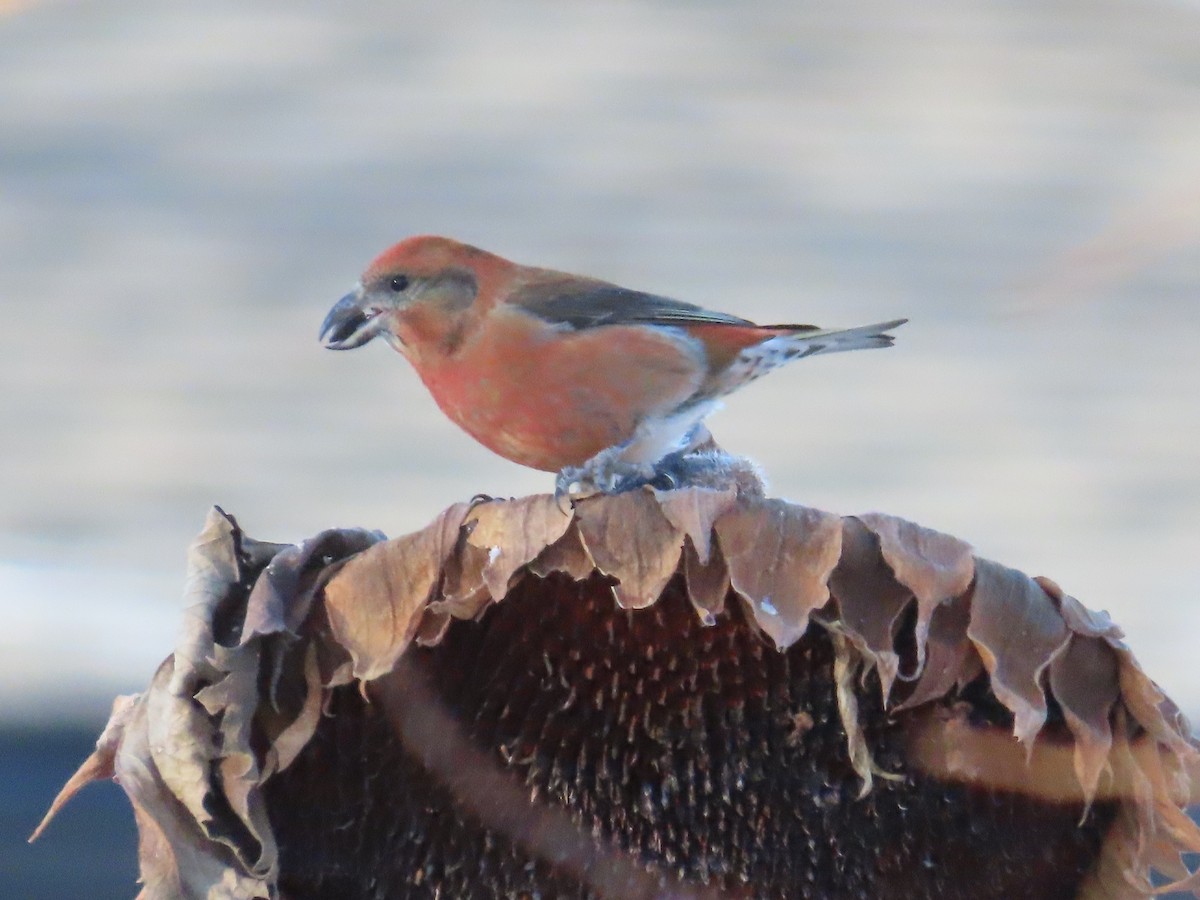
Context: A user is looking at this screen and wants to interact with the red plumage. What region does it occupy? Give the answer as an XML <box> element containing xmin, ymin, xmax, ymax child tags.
<box><xmin>321</xmin><ymin>236</ymin><xmax>904</xmax><ymax>489</ymax></box>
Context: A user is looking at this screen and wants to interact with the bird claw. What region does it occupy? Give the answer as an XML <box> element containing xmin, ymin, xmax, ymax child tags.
<box><xmin>554</xmin><ymin>490</ymin><xmax>574</xmax><ymax>517</ymax></box>
<box><xmin>553</xmin><ymin>467</ymin><xmax>607</xmax><ymax>515</ymax></box>
<box><xmin>553</xmin><ymin>473</ymin><xmax>586</xmax><ymax>515</ymax></box>
<box><xmin>468</xmin><ymin>492</ymin><xmax>496</xmax><ymax>510</ymax></box>
<box><xmin>647</xmin><ymin>467</ymin><xmax>678</xmax><ymax>491</ymax></box>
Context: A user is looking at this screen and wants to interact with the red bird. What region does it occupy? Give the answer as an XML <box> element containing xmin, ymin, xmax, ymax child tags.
<box><xmin>320</xmin><ymin>236</ymin><xmax>905</xmax><ymax>497</ymax></box>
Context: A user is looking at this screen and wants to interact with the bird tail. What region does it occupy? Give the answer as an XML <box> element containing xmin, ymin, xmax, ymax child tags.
<box><xmin>701</xmin><ymin>318</ymin><xmax>907</xmax><ymax>399</ymax></box>
<box><xmin>767</xmin><ymin>318</ymin><xmax>908</xmax><ymax>358</ymax></box>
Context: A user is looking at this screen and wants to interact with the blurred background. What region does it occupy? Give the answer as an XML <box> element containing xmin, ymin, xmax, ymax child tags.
<box><xmin>2</xmin><ymin>1</ymin><xmax>1197</xmax><ymax>896</ymax></box>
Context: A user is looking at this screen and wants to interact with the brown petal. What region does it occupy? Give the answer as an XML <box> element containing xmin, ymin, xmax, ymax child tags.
<box><xmin>892</xmin><ymin>594</ymin><xmax>976</xmax><ymax>712</ymax></box>
<box><xmin>194</xmin><ymin>642</ymin><xmax>276</xmax><ymax>873</ymax></box>
<box><xmin>242</xmin><ymin>527</ymin><xmax>385</xmax><ymax>643</ymax></box>
<box><xmin>266</xmin><ymin>644</ymin><xmax>324</xmax><ymax>775</ymax></box>
<box><xmin>967</xmin><ymin>559</ymin><xmax>1071</xmax><ymax>748</ymax></box>
<box><xmin>714</xmin><ymin>499</ymin><xmax>842</xmax><ymax>648</ymax></box>
<box><xmin>439</xmin><ymin>521</ymin><xmax>490</xmax><ymax>615</ymax></box>
<box><xmin>1042</xmin><ymin>580</ymin><xmax>1124</xmax><ymax>641</ymax></box>
<box><xmin>653</xmin><ymin>486</ymin><xmax>737</xmax><ymax>564</ymax></box>
<box><xmin>574</xmin><ymin>490</ymin><xmax>685</xmax><ymax>609</ymax></box>
<box><xmin>528</xmin><ymin>522</ymin><xmax>596</xmax><ymax>581</ymax></box>
<box><xmin>1047</xmin><ymin>635</ymin><xmax>1119</xmax><ymax>806</ymax></box>
<box><xmin>856</xmin><ymin>512</ymin><xmax>974</xmax><ymax>673</ymax></box>
<box><xmin>322</xmin><ymin>503</ymin><xmax>471</xmax><ymax>681</ymax></box>
<box><xmin>30</xmin><ymin>694</ymin><xmax>138</xmax><ymax>842</ymax></box>
<box><xmin>682</xmin><ymin>537</ymin><xmax>730</xmax><ymax>625</ymax></box>
<box><xmin>464</xmin><ymin>495</ymin><xmax>574</xmax><ymax>600</ymax></box>
<box><xmin>1112</xmin><ymin>644</ymin><xmax>1196</xmax><ymax>761</ymax></box>
<box><xmin>414</xmin><ymin>607</ymin><xmax>454</xmax><ymax>647</ymax></box>
<box><xmin>829</xmin><ymin>517</ymin><xmax>914</xmax><ymax>700</ymax></box>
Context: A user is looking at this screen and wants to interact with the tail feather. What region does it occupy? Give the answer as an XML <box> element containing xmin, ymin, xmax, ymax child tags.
<box><xmin>704</xmin><ymin>318</ymin><xmax>907</xmax><ymax>398</ymax></box>
<box><xmin>768</xmin><ymin>318</ymin><xmax>908</xmax><ymax>356</ymax></box>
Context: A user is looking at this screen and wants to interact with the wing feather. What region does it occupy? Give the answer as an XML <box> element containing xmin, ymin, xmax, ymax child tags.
<box><xmin>514</xmin><ymin>276</ymin><xmax>760</xmax><ymax>330</ymax></box>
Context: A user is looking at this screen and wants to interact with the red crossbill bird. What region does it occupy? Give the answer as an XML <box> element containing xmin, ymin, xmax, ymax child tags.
<box><xmin>320</xmin><ymin>236</ymin><xmax>905</xmax><ymax>497</ymax></box>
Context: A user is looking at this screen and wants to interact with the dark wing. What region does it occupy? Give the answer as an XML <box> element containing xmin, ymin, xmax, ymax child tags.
<box><xmin>514</xmin><ymin>276</ymin><xmax>757</xmax><ymax>330</ymax></box>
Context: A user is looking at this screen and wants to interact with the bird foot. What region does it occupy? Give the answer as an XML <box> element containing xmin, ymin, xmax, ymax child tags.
<box><xmin>554</xmin><ymin>450</ymin><xmax>666</xmax><ymax>509</ymax></box>
<box><xmin>555</xmin><ymin>446</ymin><xmax>767</xmax><ymax>510</ymax></box>
<box><xmin>557</xmin><ymin>445</ymin><xmax>760</xmax><ymax>509</ymax></box>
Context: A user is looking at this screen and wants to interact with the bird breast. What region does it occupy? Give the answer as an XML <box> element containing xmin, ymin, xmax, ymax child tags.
<box><xmin>407</xmin><ymin>308</ymin><xmax>709</xmax><ymax>471</ymax></box>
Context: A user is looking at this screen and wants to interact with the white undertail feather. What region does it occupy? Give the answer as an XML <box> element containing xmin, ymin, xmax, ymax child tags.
<box><xmin>713</xmin><ymin>318</ymin><xmax>906</xmax><ymax>398</ymax></box>
<box><xmin>619</xmin><ymin>400</ymin><xmax>720</xmax><ymax>466</ymax></box>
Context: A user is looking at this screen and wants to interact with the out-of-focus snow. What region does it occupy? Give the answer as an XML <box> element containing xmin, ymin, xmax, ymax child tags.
<box><xmin>0</xmin><ymin>561</ymin><xmax>178</xmax><ymax>722</ymax></box>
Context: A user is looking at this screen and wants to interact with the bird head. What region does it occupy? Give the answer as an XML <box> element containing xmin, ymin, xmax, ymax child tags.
<box><xmin>320</xmin><ymin>235</ymin><xmax>500</xmax><ymax>352</ymax></box>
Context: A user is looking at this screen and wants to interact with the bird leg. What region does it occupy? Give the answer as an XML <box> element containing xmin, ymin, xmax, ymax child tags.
<box><xmin>553</xmin><ymin>423</ymin><xmax>718</xmax><ymax>505</ymax></box>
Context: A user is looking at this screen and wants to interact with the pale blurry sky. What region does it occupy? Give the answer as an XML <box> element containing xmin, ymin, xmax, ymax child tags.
<box><xmin>1</xmin><ymin>0</ymin><xmax>1198</xmax><ymax>721</ymax></box>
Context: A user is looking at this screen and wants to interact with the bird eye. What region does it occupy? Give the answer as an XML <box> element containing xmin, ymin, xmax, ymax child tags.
<box><xmin>389</xmin><ymin>275</ymin><xmax>410</xmax><ymax>292</ymax></box>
